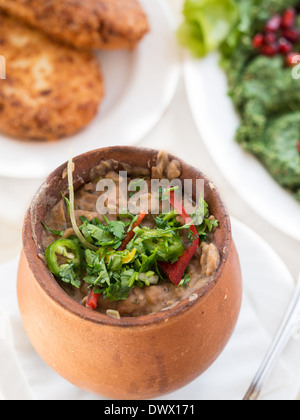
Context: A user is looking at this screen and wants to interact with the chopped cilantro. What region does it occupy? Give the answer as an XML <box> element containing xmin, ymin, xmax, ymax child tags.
<box><xmin>59</xmin><ymin>263</ymin><xmax>81</xmax><ymax>288</ymax></box>
<box><xmin>41</xmin><ymin>221</ymin><xmax>64</xmax><ymax>237</ymax></box>
<box><xmin>43</xmin><ymin>192</ymin><xmax>218</xmax><ymax>303</ymax></box>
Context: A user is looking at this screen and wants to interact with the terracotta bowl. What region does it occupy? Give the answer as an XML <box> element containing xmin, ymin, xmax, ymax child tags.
<box><xmin>17</xmin><ymin>146</ymin><xmax>242</xmax><ymax>400</ymax></box>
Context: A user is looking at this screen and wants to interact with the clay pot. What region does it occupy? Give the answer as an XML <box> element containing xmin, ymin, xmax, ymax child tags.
<box><xmin>17</xmin><ymin>146</ymin><xmax>242</xmax><ymax>400</ymax></box>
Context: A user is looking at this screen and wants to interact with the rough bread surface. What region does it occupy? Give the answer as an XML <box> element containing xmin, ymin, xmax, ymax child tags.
<box><xmin>0</xmin><ymin>0</ymin><xmax>150</xmax><ymax>50</ymax></box>
<box><xmin>0</xmin><ymin>11</ymin><xmax>104</xmax><ymax>141</ymax></box>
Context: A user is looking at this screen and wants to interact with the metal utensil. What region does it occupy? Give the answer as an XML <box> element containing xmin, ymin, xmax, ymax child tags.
<box><xmin>244</xmin><ymin>274</ymin><xmax>300</xmax><ymax>400</ymax></box>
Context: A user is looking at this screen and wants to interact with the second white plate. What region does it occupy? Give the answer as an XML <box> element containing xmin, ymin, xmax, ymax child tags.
<box><xmin>184</xmin><ymin>53</ymin><xmax>300</xmax><ymax>242</ymax></box>
<box><xmin>0</xmin><ymin>0</ymin><xmax>180</xmax><ymax>179</ymax></box>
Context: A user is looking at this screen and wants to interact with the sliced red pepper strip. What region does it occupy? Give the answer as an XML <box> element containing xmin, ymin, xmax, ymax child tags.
<box><xmin>119</xmin><ymin>210</ymin><xmax>147</xmax><ymax>251</ymax></box>
<box><xmin>159</xmin><ymin>191</ymin><xmax>199</xmax><ymax>286</ymax></box>
<box><xmin>86</xmin><ymin>288</ymin><xmax>100</xmax><ymax>310</ymax></box>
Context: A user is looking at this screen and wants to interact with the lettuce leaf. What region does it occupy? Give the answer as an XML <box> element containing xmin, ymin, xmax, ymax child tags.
<box><xmin>177</xmin><ymin>0</ymin><xmax>239</xmax><ymax>57</ymax></box>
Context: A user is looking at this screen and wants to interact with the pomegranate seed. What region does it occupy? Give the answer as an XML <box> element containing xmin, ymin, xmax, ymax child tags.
<box><xmin>285</xmin><ymin>52</ymin><xmax>300</xmax><ymax>67</ymax></box>
<box><xmin>282</xmin><ymin>28</ymin><xmax>300</xmax><ymax>43</ymax></box>
<box><xmin>281</xmin><ymin>8</ymin><xmax>296</xmax><ymax>29</ymax></box>
<box><xmin>264</xmin><ymin>32</ymin><xmax>277</xmax><ymax>44</ymax></box>
<box><xmin>265</xmin><ymin>14</ymin><xmax>282</xmax><ymax>32</ymax></box>
<box><xmin>252</xmin><ymin>33</ymin><xmax>264</xmax><ymax>49</ymax></box>
<box><xmin>261</xmin><ymin>43</ymin><xmax>278</xmax><ymax>57</ymax></box>
<box><xmin>278</xmin><ymin>37</ymin><xmax>293</xmax><ymax>54</ymax></box>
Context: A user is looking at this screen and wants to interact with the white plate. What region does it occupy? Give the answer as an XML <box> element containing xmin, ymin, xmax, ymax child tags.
<box><xmin>0</xmin><ymin>0</ymin><xmax>180</xmax><ymax>179</ymax></box>
<box><xmin>0</xmin><ymin>218</ymin><xmax>300</xmax><ymax>400</ymax></box>
<box><xmin>183</xmin><ymin>53</ymin><xmax>300</xmax><ymax>242</ymax></box>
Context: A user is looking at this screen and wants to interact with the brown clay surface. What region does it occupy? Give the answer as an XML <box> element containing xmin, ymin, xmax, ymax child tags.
<box><xmin>18</xmin><ymin>147</ymin><xmax>242</xmax><ymax>399</ymax></box>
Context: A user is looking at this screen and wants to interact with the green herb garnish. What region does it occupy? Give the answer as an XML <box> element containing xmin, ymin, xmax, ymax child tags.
<box><xmin>42</xmin><ymin>155</ymin><xmax>219</xmax><ymax>304</ymax></box>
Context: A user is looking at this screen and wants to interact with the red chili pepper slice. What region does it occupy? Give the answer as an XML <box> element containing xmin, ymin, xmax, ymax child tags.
<box><xmin>86</xmin><ymin>288</ymin><xmax>100</xmax><ymax>310</ymax></box>
<box><xmin>119</xmin><ymin>210</ymin><xmax>147</xmax><ymax>251</ymax></box>
<box><xmin>159</xmin><ymin>191</ymin><xmax>199</xmax><ymax>286</ymax></box>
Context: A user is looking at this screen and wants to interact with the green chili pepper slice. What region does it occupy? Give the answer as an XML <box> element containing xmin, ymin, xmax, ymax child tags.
<box><xmin>45</xmin><ymin>239</ymin><xmax>82</xmax><ymax>278</ymax></box>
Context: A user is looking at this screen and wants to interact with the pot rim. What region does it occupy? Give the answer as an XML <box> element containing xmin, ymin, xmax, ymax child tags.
<box><xmin>22</xmin><ymin>146</ymin><xmax>232</xmax><ymax>328</ymax></box>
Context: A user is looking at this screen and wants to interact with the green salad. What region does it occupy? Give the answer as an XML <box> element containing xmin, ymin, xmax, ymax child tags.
<box><xmin>178</xmin><ymin>0</ymin><xmax>300</xmax><ymax>201</ymax></box>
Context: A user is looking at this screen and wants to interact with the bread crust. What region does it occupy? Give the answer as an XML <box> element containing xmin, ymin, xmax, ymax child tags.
<box><xmin>0</xmin><ymin>0</ymin><xmax>150</xmax><ymax>50</ymax></box>
<box><xmin>0</xmin><ymin>11</ymin><xmax>104</xmax><ymax>141</ymax></box>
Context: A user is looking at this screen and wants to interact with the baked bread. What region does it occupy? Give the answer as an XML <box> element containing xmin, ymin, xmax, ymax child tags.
<box><xmin>0</xmin><ymin>11</ymin><xmax>104</xmax><ymax>141</ymax></box>
<box><xmin>0</xmin><ymin>0</ymin><xmax>150</xmax><ymax>50</ymax></box>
